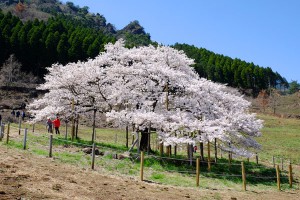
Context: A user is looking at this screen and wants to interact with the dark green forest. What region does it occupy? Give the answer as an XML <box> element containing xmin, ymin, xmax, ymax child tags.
<box><xmin>0</xmin><ymin>3</ymin><xmax>288</xmax><ymax>94</ymax></box>
<box><xmin>172</xmin><ymin>44</ymin><xmax>288</xmax><ymax>93</ymax></box>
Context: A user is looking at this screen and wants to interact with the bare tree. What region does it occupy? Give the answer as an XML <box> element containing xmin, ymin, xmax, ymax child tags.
<box><xmin>0</xmin><ymin>54</ymin><xmax>38</xmax><ymax>86</ymax></box>
<box><xmin>0</xmin><ymin>54</ymin><xmax>22</xmax><ymax>86</ymax></box>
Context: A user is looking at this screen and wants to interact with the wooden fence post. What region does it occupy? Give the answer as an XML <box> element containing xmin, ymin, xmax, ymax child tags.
<box><xmin>288</xmin><ymin>163</ymin><xmax>293</xmax><ymax>188</ymax></box>
<box><xmin>276</xmin><ymin>165</ymin><xmax>281</xmax><ymax>191</ymax></box>
<box><xmin>281</xmin><ymin>158</ymin><xmax>284</xmax><ymax>170</ymax></box>
<box><xmin>159</xmin><ymin>142</ymin><xmax>163</xmax><ymax>156</ymax></box>
<box><xmin>126</xmin><ymin>125</ymin><xmax>129</xmax><ymax>148</ymax></box>
<box><xmin>91</xmin><ymin>143</ymin><xmax>96</xmax><ymax>170</ymax></box>
<box><xmin>140</xmin><ymin>151</ymin><xmax>145</xmax><ymax>181</ymax></box>
<box><xmin>32</xmin><ymin>124</ymin><xmax>35</xmax><ymax>133</ymax></box>
<box><xmin>23</xmin><ymin>128</ymin><xmax>27</xmax><ymax>150</ymax></box>
<box><xmin>214</xmin><ymin>138</ymin><xmax>217</xmax><ymax>163</ymax></box>
<box><xmin>256</xmin><ymin>153</ymin><xmax>258</xmax><ymax>165</ymax></box>
<box><xmin>241</xmin><ymin>162</ymin><xmax>246</xmax><ymax>191</ymax></box>
<box><xmin>65</xmin><ymin>121</ymin><xmax>68</xmax><ymax>140</ymax></box>
<box><xmin>18</xmin><ymin>118</ymin><xmax>21</xmax><ymax>135</ymax></box>
<box><xmin>196</xmin><ymin>158</ymin><xmax>200</xmax><ymax>186</ymax></box>
<box><xmin>207</xmin><ymin>141</ymin><xmax>211</xmax><ymax>171</ymax></box>
<box><xmin>0</xmin><ymin>124</ymin><xmax>4</xmax><ymax>141</ymax></box>
<box><xmin>49</xmin><ymin>134</ymin><xmax>53</xmax><ymax>158</ymax></box>
<box><xmin>272</xmin><ymin>156</ymin><xmax>275</xmax><ymax>168</ymax></box>
<box><xmin>6</xmin><ymin>122</ymin><xmax>10</xmax><ymax>144</ymax></box>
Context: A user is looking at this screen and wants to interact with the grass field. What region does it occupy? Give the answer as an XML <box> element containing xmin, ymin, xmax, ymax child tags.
<box><xmin>2</xmin><ymin>113</ymin><xmax>300</xmax><ymax>192</ymax></box>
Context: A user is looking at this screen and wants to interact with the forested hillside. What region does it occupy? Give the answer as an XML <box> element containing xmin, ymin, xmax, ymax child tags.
<box><xmin>173</xmin><ymin>44</ymin><xmax>288</xmax><ymax>95</ymax></box>
<box><xmin>0</xmin><ymin>0</ymin><xmax>288</xmax><ymax>94</ymax></box>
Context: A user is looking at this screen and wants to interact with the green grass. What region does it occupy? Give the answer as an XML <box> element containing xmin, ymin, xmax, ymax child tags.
<box><xmin>256</xmin><ymin>114</ymin><xmax>300</xmax><ymax>165</ymax></box>
<box><xmin>1</xmin><ymin>114</ymin><xmax>299</xmax><ymax>191</ymax></box>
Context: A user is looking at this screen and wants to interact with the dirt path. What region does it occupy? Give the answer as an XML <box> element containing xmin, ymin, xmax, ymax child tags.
<box><xmin>0</xmin><ymin>145</ymin><xmax>299</xmax><ymax>200</ymax></box>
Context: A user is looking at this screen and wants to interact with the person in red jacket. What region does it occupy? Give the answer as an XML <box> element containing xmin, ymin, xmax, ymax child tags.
<box><xmin>52</xmin><ymin>116</ymin><xmax>61</xmax><ymax>134</ymax></box>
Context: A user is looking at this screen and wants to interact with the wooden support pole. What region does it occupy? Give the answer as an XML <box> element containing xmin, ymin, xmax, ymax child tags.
<box><xmin>91</xmin><ymin>108</ymin><xmax>96</xmax><ymax>143</ymax></box>
<box><xmin>288</xmin><ymin>163</ymin><xmax>293</xmax><ymax>188</ymax></box>
<box><xmin>71</xmin><ymin>99</ymin><xmax>75</xmax><ymax>141</ymax></box>
<box><xmin>147</xmin><ymin>124</ymin><xmax>151</xmax><ymax>155</ymax></box>
<box><xmin>125</xmin><ymin>125</ymin><xmax>129</xmax><ymax>148</ymax></box>
<box><xmin>200</xmin><ymin>142</ymin><xmax>204</xmax><ymax>161</ymax></box>
<box><xmin>140</xmin><ymin>151</ymin><xmax>145</xmax><ymax>181</ymax></box>
<box><xmin>91</xmin><ymin>143</ymin><xmax>96</xmax><ymax>170</ymax></box>
<box><xmin>196</xmin><ymin>158</ymin><xmax>200</xmax><ymax>186</ymax></box>
<box><xmin>75</xmin><ymin>114</ymin><xmax>79</xmax><ymax>139</ymax></box>
<box><xmin>214</xmin><ymin>138</ymin><xmax>217</xmax><ymax>163</ymax></box>
<box><xmin>272</xmin><ymin>156</ymin><xmax>275</xmax><ymax>168</ymax></box>
<box><xmin>49</xmin><ymin>134</ymin><xmax>53</xmax><ymax>158</ymax></box>
<box><xmin>256</xmin><ymin>153</ymin><xmax>258</xmax><ymax>165</ymax></box>
<box><xmin>276</xmin><ymin>165</ymin><xmax>281</xmax><ymax>191</ymax></box>
<box><xmin>65</xmin><ymin>121</ymin><xmax>68</xmax><ymax>140</ymax></box>
<box><xmin>241</xmin><ymin>162</ymin><xmax>246</xmax><ymax>191</ymax></box>
<box><xmin>207</xmin><ymin>141</ymin><xmax>211</xmax><ymax>171</ymax></box>
<box><xmin>18</xmin><ymin>118</ymin><xmax>21</xmax><ymax>135</ymax></box>
<box><xmin>32</xmin><ymin>124</ymin><xmax>35</xmax><ymax>133</ymax></box>
<box><xmin>23</xmin><ymin>128</ymin><xmax>27</xmax><ymax>150</ymax></box>
<box><xmin>6</xmin><ymin>122</ymin><xmax>10</xmax><ymax>144</ymax></box>
<box><xmin>166</xmin><ymin>145</ymin><xmax>171</xmax><ymax>157</ymax></box>
<box><xmin>159</xmin><ymin>142</ymin><xmax>163</xmax><ymax>156</ymax></box>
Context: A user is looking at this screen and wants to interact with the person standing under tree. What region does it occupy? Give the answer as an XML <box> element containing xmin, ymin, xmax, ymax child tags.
<box><xmin>46</xmin><ymin>118</ymin><xmax>53</xmax><ymax>133</ymax></box>
<box><xmin>21</xmin><ymin>110</ymin><xmax>26</xmax><ymax>121</ymax></box>
<box><xmin>52</xmin><ymin>116</ymin><xmax>61</xmax><ymax>134</ymax></box>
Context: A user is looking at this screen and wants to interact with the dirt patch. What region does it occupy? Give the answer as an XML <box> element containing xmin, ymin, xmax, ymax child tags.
<box><xmin>0</xmin><ymin>145</ymin><xmax>299</xmax><ymax>200</ymax></box>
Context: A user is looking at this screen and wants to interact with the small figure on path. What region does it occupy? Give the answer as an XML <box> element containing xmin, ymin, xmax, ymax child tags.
<box><xmin>21</xmin><ymin>110</ymin><xmax>26</xmax><ymax>120</ymax></box>
<box><xmin>52</xmin><ymin>116</ymin><xmax>61</xmax><ymax>134</ymax></box>
<box><xmin>46</xmin><ymin>118</ymin><xmax>53</xmax><ymax>133</ymax></box>
<box><xmin>11</xmin><ymin>110</ymin><xmax>15</xmax><ymax>117</ymax></box>
<box><xmin>16</xmin><ymin>110</ymin><xmax>20</xmax><ymax>118</ymax></box>
<box><xmin>193</xmin><ymin>145</ymin><xmax>197</xmax><ymax>153</ymax></box>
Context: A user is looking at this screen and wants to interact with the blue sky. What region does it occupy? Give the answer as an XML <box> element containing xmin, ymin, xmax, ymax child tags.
<box><xmin>61</xmin><ymin>0</ymin><xmax>300</xmax><ymax>82</ymax></box>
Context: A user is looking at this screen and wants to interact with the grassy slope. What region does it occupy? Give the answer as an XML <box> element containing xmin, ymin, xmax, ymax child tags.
<box><xmin>257</xmin><ymin>114</ymin><xmax>300</xmax><ymax>164</ymax></box>
<box><xmin>3</xmin><ymin>113</ymin><xmax>299</xmax><ymax>192</ymax></box>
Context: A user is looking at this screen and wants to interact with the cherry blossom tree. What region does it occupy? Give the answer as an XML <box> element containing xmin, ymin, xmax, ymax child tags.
<box><xmin>28</xmin><ymin>39</ymin><xmax>263</xmax><ymax>156</ymax></box>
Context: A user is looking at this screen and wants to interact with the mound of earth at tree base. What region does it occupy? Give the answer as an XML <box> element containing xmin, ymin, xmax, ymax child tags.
<box><xmin>0</xmin><ymin>145</ymin><xmax>299</xmax><ymax>200</ymax></box>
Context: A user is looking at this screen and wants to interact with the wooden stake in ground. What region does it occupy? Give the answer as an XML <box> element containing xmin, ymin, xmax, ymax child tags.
<box><xmin>207</xmin><ymin>141</ymin><xmax>211</xmax><ymax>171</ymax></box>
<box><xmin>125</xmin><ymin>125</ymin><xmax>129</xmax><ymax>148</ymax></box>
<box><xmin>288</xmin><ymin>163</ymin><xmax>293</xmax><ymax>188</ymax></box>
<box><xmin>140</xmin><ymin>151</ymin><xmax>145</xmax><ymax>181</ymax></box>
<box><xmin>241</xmin><ymin>162</ymin><xmax>246</xmax><ymax>191</ymax></box>
<box><xmin>91</xmin><ymin>143</ymin><xmax>96</xmax><ymax>170</ymax></box>
<box><xmin>276</xmin><ymin>165</ymin><xmax>281</xmax><ymax>191</ymax></box>
<box><xmin>196</xmin><ymin>158</ymin><xmax>200</xmax><ymax>187</ymax></box>
<box><xmin>49</xmin><ymin>134</ymin><xmax>53</xmax><ymax>158</ymax></box>
<box><xmin>214</xmin><ymin>138</ymin><xmax>217</xmax><ymax>163</ymax></box>
<box><xmin>256</xmin><ymin>153</ymin><xmax>259</xmax><ymax>165</ymax></box>
<box><xmin>18</xmin><ymin>118</ymin><xmax>21</xmax><ymax>135</ymax></box>
<box><xmin>71</xmin><ymin>99</ymin><xmax>75</xmax><ymax>141</ymax></box>
<box><xmin>6</xmin><ymin>122</ymin><xmax>10</xmax><ymax>144</ymax></box>
<box><xmin>23</xmin><ymin>128</ymin><xmax>27</xmax><ymax>150</ymax></box>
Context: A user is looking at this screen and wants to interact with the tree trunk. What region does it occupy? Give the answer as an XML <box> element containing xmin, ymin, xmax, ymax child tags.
<box><xmin>139</xmin><ymin>128</ymin><xmax>152</xmax><ymax>152</ymax></box>
<box><xmin>200</xmin><ymin>142</ymin><xmax>204</xmax><ymax>161</ymax></box>
<box><xmin>75</xmin><ymin>114</ymin><xmax>79</xmax><ymax>139</ymax></box>
<box><xmin>125</xmin><ymin>125</ymin><xmax>129</xmax><ymax>148</ymax></box>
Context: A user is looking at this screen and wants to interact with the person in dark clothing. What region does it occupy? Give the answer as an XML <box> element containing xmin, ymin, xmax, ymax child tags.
<box><xmin>16</xmin><ymin>111</ymin><xmax>20</xmax><ymax>118</ymax></box>
<box><xmin>21</xmin><ymin>110</ymin><xmax>26</xmax><ymax>120</ymax></box>
<box><xmin>46</xmin><ymin>118</ymin><xmax>53</xmax><ymax>133</ymax></box>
